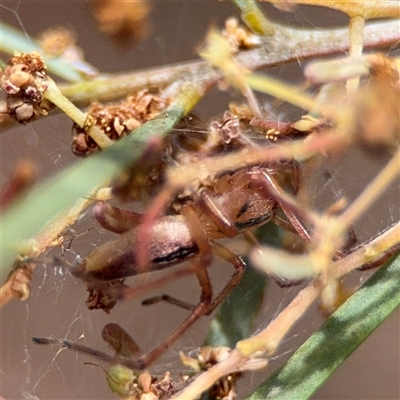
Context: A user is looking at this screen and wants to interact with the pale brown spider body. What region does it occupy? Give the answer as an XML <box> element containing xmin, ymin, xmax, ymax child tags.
<box><xmin>81</xmin><ymin>166</ymin><xmax>277</xmax><ymax>282</ymax></box>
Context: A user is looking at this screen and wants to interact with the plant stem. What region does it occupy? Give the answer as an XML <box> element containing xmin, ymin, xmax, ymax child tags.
<box><xmin>282</xmin><ymin>0</ymin><xmax>400</xmax><ymax>19</ymax></box>
<box><xmin>1</xmin><ymin>19</ymin><xmax>398</xmax><ymax>132</ymax></box>
<box><xmin>44</xmin><ymin>79</ymin><xmax>113</xmax><ymax>148</ymax></box>
<box><xmin>341</xmin><ymin>149</ymin><xmax>400</xmax><ymax>227</ymax></box>
<box><xmin>231</xmin><ymin>0</ymin><xmax>275</xmax><ymax>35</ymax></box>
<box><xmin>173</xmin><ymin>221</ymin><xmax>400</xmax><ymax>400</ymax></box>
<box><xmin>60</xmin><ymin>19</ymin><xmax>400</xmax><ymax>105</ymax></box>
<box><xmin>248</xmin><ymin>247</ymin><xmax>400</xmax><ymax>399</ymax></box>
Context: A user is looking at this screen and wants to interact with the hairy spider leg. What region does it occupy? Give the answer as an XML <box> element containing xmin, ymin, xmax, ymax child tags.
<box><xmin>253</xmin><ymin>169</ymin><xmax>312</xmax><ymax>241</ymax></box>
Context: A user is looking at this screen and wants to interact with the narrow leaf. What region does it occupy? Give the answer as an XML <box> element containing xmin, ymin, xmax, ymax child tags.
<box><xmin>0</xmin><ymin>89</ymin><xmax>201</xmax><ymax>280</ymax></box>
<box><xmin>204</xmin><ymin>265</ymin><xmax>267</xmax><ymax>349</ymax></box>
<box><xmin>0</xmin><ymin>22</ymin><xmax>90</xmax><ymax>82</ymax></box>
<box><xmin>246</xmin><ymin>251</ymin><xmax>400</xmax><ymax>400</ymax></box>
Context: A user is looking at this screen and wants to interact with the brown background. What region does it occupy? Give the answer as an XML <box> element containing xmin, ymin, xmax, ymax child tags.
<box><xmin>1</xmin><ymin>2</ymin><xmax>399</xmax><ymax>399</ymax></box>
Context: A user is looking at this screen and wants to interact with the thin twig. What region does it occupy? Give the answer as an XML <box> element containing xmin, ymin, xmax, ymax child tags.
<box><xmin>173</xmin><ymin>221</ymin><xmax>400</xmax><ymax>400</ymax></box>
<box><xmin>1</xmin><ymin>19</ymin><xmax>398</xmax><ymax>132</ymax></box>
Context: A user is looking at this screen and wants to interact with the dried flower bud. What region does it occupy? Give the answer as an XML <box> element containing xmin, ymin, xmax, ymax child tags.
<box><xmin>11</xmin><ymin>101</ymin><xmax>34</xmax><ymax>121</ymax></box>
<box><xmin>351</xmin><ymin>55</ymin><xmax>400</xmax><ymax>153</ymax></box>
<box><xmin>72</xmin><ymin>90</ymin><xmax>168</xmax><ymax>156</ymax></box>
<box><xmin>89</xmin><ymin>0</ymin><xmax>151</xmax><ymax>46</ymax></box>
<box><xmin>223</xmin><ymin>17</ymin><xmax>262</xmax><ymax>53</ymax></box>
<box><xmin>38</xmin><ymin>26</ymin><xmax>78</xmax><ymax>57</ymax></box>
<box><xmin>8</xmin><ymin>65</ymin><xmax>33</xmax><ymax>88</ymax></box>
<box><xmin>0</xmin><ymin>52</ymin><xmax>48</xmax><ymax>122</ymax></box>
<box><xmin>181</xmin><ymin>346</ymin><xmax>244</xmax><ymax>400</ymax></box>
<box><xmin>37</xmin><ymin>26</ymin><xmax>98</xmax><ymax>78</ymax></box>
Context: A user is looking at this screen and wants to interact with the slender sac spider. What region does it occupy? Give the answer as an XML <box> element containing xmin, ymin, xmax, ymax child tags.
<box><xmin>33</xmin><ymin>113</ymin><xmax>307</xmax><ymax>371</ymax></box>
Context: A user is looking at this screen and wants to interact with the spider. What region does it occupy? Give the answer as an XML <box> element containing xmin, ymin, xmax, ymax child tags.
<box><xmin>33</xmin><ymin>111</ymin><xmax>309</xmax><ymax>370</ymax></box>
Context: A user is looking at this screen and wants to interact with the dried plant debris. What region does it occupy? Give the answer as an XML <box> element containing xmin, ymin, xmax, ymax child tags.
<box><xmin>37</xmin><ymin>26</ymin><xmax>98</xmax><ymax>78</ymax></box>
<box><xmin>89</xmin><ymin>0</ymin><xmax>152</xmax><ymax>46</ymax></box>
<box><xmin>0</xmin><ymin>260</ymin><xmax>34</xmax><ymax>305</ymax></box>
<box><xmin>106</xmin><ymin>366</ymin><xmax>188</xmax><ymax>400</ymax></box>
<box><xmin>38</xmin><ymin>26</ymin><xmax>79</xmax><ymax>58</ymax></box>
<box><xmin>0</xmin><ymin>52</ymin><xmax>50</xmax><ymax>122</ymax></box>
<box><xmin>352</xmin><ymin>55</ymin><xmax>400</xmax><ymax>153</ymax></box>
<box><xmin>85</xmin><ymin>280</ymin><xmax>127</xmax><ymax>313</ymax></box>
<box><xmin>71</xmin><ymin>90</ymin><xmax>168</xmax><ymax>155</ymax></box>
<box><xmin>0</xmin><ymin>161</ymin><xmax>36</xmax><ymax>209</ymax></box>
<box><xmin>180</xmin><ymin>346</ymin><xmax>267</xmax><ymax>400</ymax></box>
<box><xmin>72</xmin><ymin>89</ymin><xmax>169</xmax><ymax>156</ymax></box>
<box><xmin>181</xmin><ymin>347</ymin><xmax>242</xmax><ymax>400</ymax></box>
<box><xmin>223</xmin><ymin>17</ymin><xmax>262</xmax><ymax>53</ymax></box>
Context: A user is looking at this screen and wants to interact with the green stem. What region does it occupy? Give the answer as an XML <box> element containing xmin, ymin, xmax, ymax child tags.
<box><xmin>44</xmin><ymin>79</ymin><xmax>113</xmax><ymax>148</ymax></box>
<box><xmin>61</xmin><ymin>18</ymin><xmax>399</xmax><ymax>105</ymax></box>
<box><xmin>246</xmin><ymin>73</ymin><xmax>317</xmax><ymax>113</ymax></box>
<box><xmin>230</xmin><ymin>0</ymin><xmax>275</xmax><ymax>35</ymax></box>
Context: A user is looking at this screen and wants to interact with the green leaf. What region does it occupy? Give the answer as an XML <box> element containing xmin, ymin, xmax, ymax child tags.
<box><xmin>246</xmin><ymin>250</ymin><xmax>400</xmax><ymax>400</ymax></box>
<box><xmin>204</xmin><ymin>264</ymin><xmax>267</xmax><ymax>349</ymax></box>
<box><xmin>0</xmin><ymin>21</ymin><xmax>92</xmax><ymax>82</ymax></box>
<box><xmin>0</xmin><ymin>91</ymin><xmax>201</xmax><ymax>281</ymax></box>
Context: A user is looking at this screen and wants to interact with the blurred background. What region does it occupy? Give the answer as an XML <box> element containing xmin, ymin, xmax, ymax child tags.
<box><xmin>1</xmin><ymin>1</ymin><xmax>399</xmax><ymax>399</ymax></box>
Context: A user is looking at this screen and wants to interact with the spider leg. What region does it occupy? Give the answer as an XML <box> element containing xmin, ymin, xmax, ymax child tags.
<box><xmin>253</xmin><ymin>169</ymin><xmax>312</xmax><ymax>240</ymax></box>
<box><xmin>141</xmin><ymin>186</ymin><xmax>246</xmax><ymax>312</ymax></box>
<box><xmin>93</xmin><ymin>201</ymin><xmax>143</xmax><ymax>233</ymax></box>
<box><xmin>204</xmin><ymin>241</ymin><xmax>245</xmax><ymax>316</ymax></box>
